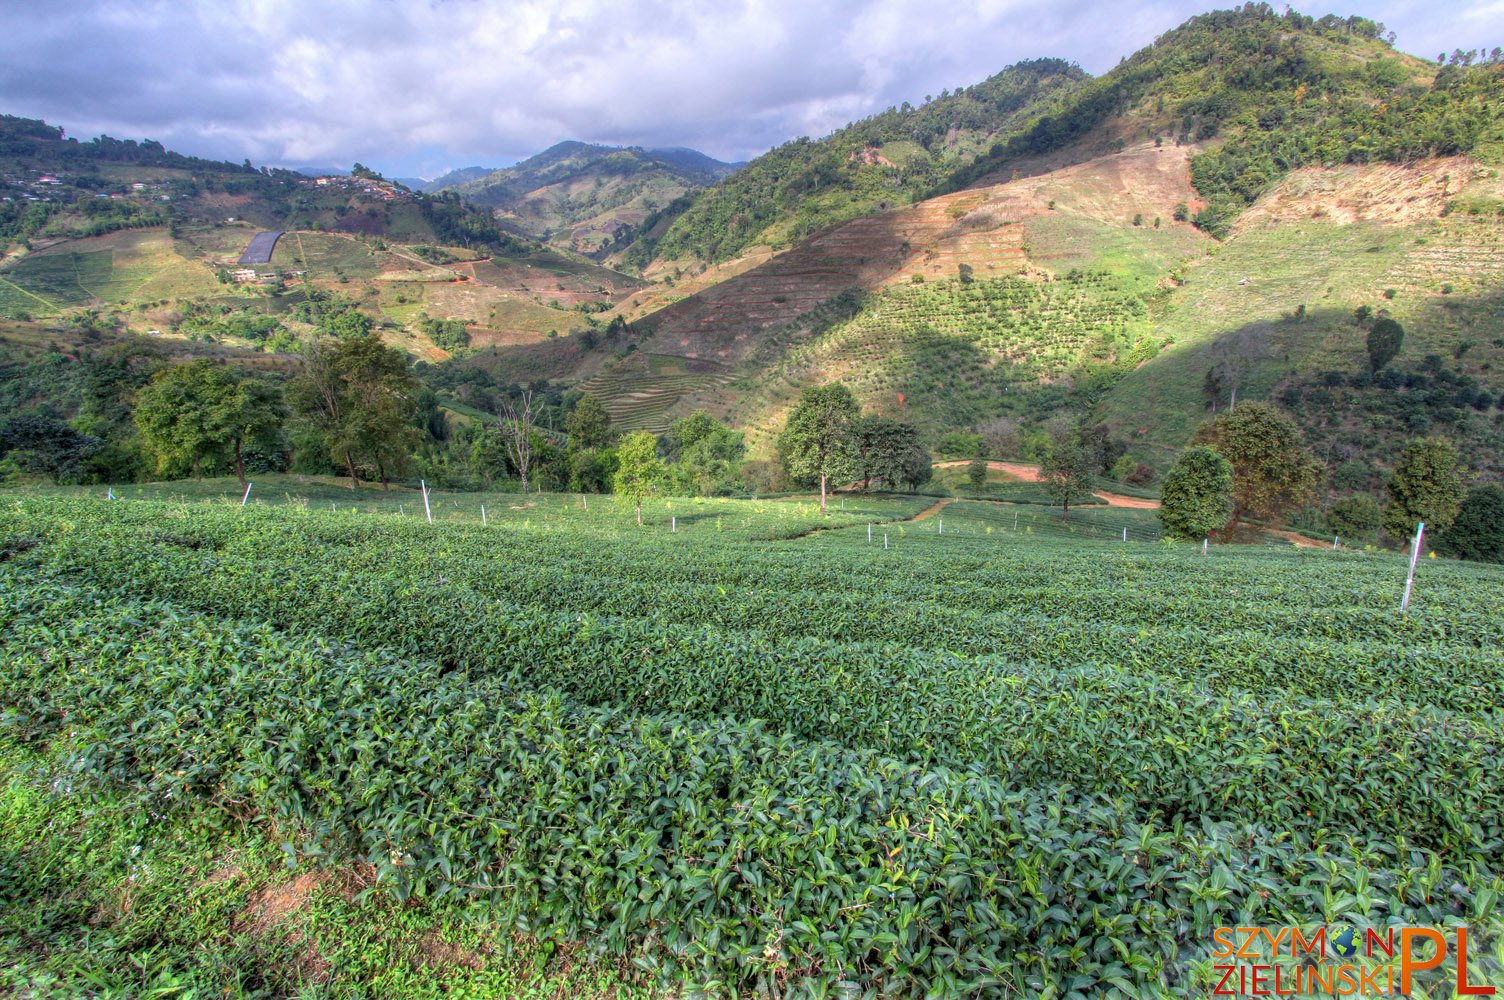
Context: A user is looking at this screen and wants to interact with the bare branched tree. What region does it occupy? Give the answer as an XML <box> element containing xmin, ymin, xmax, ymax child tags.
<box><xmin>499</xmin><ymin>389</ymin><xmax>536</xmax><ymax>493</ymax></box>
<box><xmin>1203</xmin><ymin>322</ymin><xmax>1270</xmax><ymax>412</ymax></box>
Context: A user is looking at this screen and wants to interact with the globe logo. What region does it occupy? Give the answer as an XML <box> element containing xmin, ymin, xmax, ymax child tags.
<box><xmin>1329</xmin><ymin>924</ymin><xmax>1359</xmax><ymax>959</ymax></box>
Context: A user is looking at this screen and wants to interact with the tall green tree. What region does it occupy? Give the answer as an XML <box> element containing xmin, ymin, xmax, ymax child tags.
<box><xmin>778</xmin><ymin>383</ymin><xmax>858</xmax><ymax>514</ymax></box>
<box><xmin>1383</xmin><ymin>436</ymin><xmax>1465</xmax><ymax>540</ymax></box>
<box><xmin>1438</xmin><ymin>483</ymin><xmax>1504</xmax><ymax>563</ymax></box>
<box><xmin>565</xmin><ymin>394</ymin><xmax>615</xmax><ymax>450</ymax></box>
<box><xmin>135</xmin><ymin>360</ymin><xmax>233</xmax><ymax>479</ymax></box>
<box><xmin>134</xmin><ymin>360</ymin><xmax>282</xmax><ymax>486</ymax></box>
<box><xmin>1367</xmin><ymin>317</ymin><xmax>1405</xmax><ymax>373</ymax></box>
<box><xmin>967</xmin><ymin>457</ymin><xmax>988</xmax><ymax>492</ymax></box>
<box><xmin>1191</xmin><ymin>403</ymin><xmax>1321</xmax><ymax>528</ymax></box>
<box><xmin>850</xmin><ymin>415</ymin><xmax>931</xmax><ymax>492</ymax></box>
<box><xmin>288</xmin><ymin>333</ymin><xmax>420</xmax><ymax>490</ymax></box>
<box><xmin>614</xmin><ymin>430</ymin><xmax>668</xmax><ymax>525</ymax></box>
<box><xmin>1158</xmin><ymin>446</ymin><xmax>1234</xmax><ymax>540</ymax></box>
<box><xmin>223</xmin><ymin>379</ymin><xmax>288</xmax><ymax>488</ymax></box>
<box><xmin>1039</xmin><ymin>429</ymin><xmax>1098</xmax><ymax>520</ymax></box>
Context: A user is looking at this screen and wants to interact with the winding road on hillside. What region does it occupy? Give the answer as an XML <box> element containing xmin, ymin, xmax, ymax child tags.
<box><xmin>930</xmin><ymin>460</ymin><xmax>1160</xmax><ymax>509</ymax></box>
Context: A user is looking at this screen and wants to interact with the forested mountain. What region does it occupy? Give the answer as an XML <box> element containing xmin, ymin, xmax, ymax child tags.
<box><xmin>431</xmin><ymin>141</ymin><xmax>741</xmax><ymax>256</ymax></box>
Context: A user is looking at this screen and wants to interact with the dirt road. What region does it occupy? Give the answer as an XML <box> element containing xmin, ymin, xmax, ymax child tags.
<box><xmin>931</xmin><ymin>460</ymin><xmax>1161</xmax><ymax>509</ymax></box>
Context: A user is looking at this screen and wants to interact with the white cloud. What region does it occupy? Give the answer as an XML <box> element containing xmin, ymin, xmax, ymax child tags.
<box><xmin>0</xmin><ymin>0</ymin><xmax>1496</xmax><ymax>174</ymax></box>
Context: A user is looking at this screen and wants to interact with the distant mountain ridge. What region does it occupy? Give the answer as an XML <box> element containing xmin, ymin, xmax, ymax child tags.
<box><xmin>428</xmin><ymin>141</ymin><xmax>742</xmax><ymax>257</ymax></box>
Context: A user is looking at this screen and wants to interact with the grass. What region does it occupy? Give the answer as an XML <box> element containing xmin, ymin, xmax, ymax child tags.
<box><xmin>0</xmin><ymin>230</ymin><xmax>220</xmax><ymax>318</ymax></box>
<box><xmin>272</xmin><ymin>232</ymin><xmax>382</xmax><ymax>279</ymax></box>
<box><xmin>1100</xmin><ymin>212</ymin><xmax>1504</xmax><ymax>465</ymax></box>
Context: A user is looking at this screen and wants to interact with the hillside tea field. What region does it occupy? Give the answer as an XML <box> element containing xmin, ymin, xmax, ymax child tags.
<box><xmin>2</xmin><ymin>493</ymin><xmax>1503</xmax><ymax>997</ymax></box>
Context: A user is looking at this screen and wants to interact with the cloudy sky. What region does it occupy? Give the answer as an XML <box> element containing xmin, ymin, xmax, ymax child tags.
<box><xmin>2</xmin><ymin>0</ymin><xmax>1498</xmax><ymax>179</ymax></box>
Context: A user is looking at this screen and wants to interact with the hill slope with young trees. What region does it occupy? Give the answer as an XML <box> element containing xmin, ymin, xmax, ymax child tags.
<box><xmin>540</xmin><ymin>5</ymin><xmax>1504</xmax><ymax>486</ymax></box>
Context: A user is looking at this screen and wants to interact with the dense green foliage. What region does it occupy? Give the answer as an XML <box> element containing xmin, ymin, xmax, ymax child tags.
<box><xmin>850</xmin><ymin>415</ymin><xmax>932</xmax><ymax>492</ymax></box>
<box><xmin>778</xmin><ymin>382</ymin><xmax>860</xmax><ymax>511</ymax></box>
<box><xmin>1326</xmin><ymin>491</ymin><xmax>1384</xmax><ymax>542</ymax></box>
<box><xmin>1384</xmin><ymin>435</ymin><xmax>1467</xmax><ymax>538</ymax></box>
<box><xmin>1367</xmin><ymin>317</ymin><xmax>1405</xmax><ymax>372</ymax></box>
<box><xmin>133</xmin><ymin>360</ymin><xmax>285</xmax><ymax>484</ymax></box>
<box><xmin>1158</xmin><ymin>446</ymin><xmax>1234</xmax><ymax>539</ymax></box>
<box><xmin>2</xmin><ymin>497</ymin><xmax>1502</xmax><ymax>995</ymax></box>
<box><xmin>287</xmin><ymin>333</ymin><xmax>420</xmax><ymax>488</ymax></box>
<box><xmin>1191</xmin><ymin>403</ymin><xmax>1322</xmax><ymax>526</ymax></box>
<box><xmin>0</xmin><ymin>414</ymin><xmax>100</xmax><ymax>483</ymax></box>
<box><xmin>1440</xmin><ymin>483</ymin><xmax>1504</xmax><ymax>562</ymax></box>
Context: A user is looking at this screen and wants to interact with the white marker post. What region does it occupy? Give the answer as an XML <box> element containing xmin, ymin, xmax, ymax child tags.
<box><xmin>1203</xmin><ymin>537</ymin><xmax>1209</xmax><ymax>556</ymax></box>
<box><xmin>1013</xmin><ymin>512</ymin><xmax>1019</xmax><ymax>531</ymax></box>
<box><xmin>481</xmin><ymin>505</ymin><xmax>487</xmax><ymax>526</ymax></box>
<box><xmin>1333</xmin><ymin>535</ymin><xmax>1339</xmax><ymax>550</ymax></box>
<box><xmin>672</xmin><ymin>516</ymin><xmax>677</xmax><ymax>533</ymax></box>
<box><xmin>421</xmin><ymin>480</ymin><xmax>433</xmax><ymax>524</ymax></box>
<box><xmin>884</xmin><ymin>533</ymin><xmax>889</xmax><ymax>549</ymax></box>
<box><xmin>1401</xmin><ymin>522</ymin><xmax>1425</xmax><ymax>613</ymax></box>
<box><xmin>867</xmin><ymin>523</ymin><xmax>872</xmax><ymax>543</ymax></box>
<box><xmin>938</xmin><ymin>518</ymin><xmax>943</xmax><ymax>535</ymax></box>
<box><xmin>1123</xmin><ymin>527</ymin><xmax>1127</xmax><ymax>542</ymax></box>
<box><xmin>241</xmin><ymin>482</ymin><xmax>253</xmax><ymax>507</ymax></box>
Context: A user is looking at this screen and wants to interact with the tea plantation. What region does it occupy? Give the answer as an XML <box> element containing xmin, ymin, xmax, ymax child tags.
<box><xmin>2</xmin><ymin>491</ymin><xmax>1502</xmax><ymax>997</ymax></box>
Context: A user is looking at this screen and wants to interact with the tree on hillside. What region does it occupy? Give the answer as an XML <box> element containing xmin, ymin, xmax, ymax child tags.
<box><xmin>563</xmin><ymin>394</ymin><xmax>617</xmax><ymax>494</ymax></box>
<box><xmin>134</xmin><ymin>361</ymin><xmax>284</xmax><ymax>486</ymax></box>
<box><xmin>614</xmin><ymin>430</ymin><xmax>668</xmax><ymax>525</ymax></box>
<box><xmin>1158</xmin><ymin>446</ymin><xmax>1234</xmax><ymax>540</ymax></box>
<box><xmin>850</xmin><ymin>415</ymin><xmax>931</xmax><ymax>492</ymax></box>
<box><xmin>0</xmin><ymin>415</ymin><xmax>100</xmax><ymax>484</ymax></box>
<box><xmin>968</xmin><ymin>457</ymin><xmax>988</xmax><ymax>492</ymax></box>
<box><xmin>1191</xmin><ymin>403</ymin><xmax>1321</xmax><ymax>528</ymax></box>
<box><xmin>778</xmin><ymin>383</ymin><xmax>859</xmax><ymax>514</ymax></box>
<box><xmin>499</xmin><ymin>389</ymin><xmax>538</xmax><ymax>493</ymax></box>
<box><xmin>134</xmin><ymin>361</ymin><xmax>233</xmax><ymax>480</ymax></box>
<box><xmin>1367</xmin><ymin>317</ymin><xmax>1405</xmax><ymax>373</ymax></box>
<box><xmin>978</xmin><ymin>415</ymin><xmax>1021</xmax><ymax>459</ymax></box>
<box><xmin>666</xmin><ymin>412</ymin><xmax>745</xmax><ymax>496</ymax></box>
<box><xmin>1202</xmin><ymin>323</ymin><xmax>1269</xmax><ymax>412</ymax></box>
<box><xmin>1383</xmin><ymin>436</ymin><xmax>1465</xmax><ymax>541</ymax></box>
<box><xmin>1438</xmin><ymin>483</ymin><xmax>1504</xmax><ymax>563</ymax></box>
<box><xmin>288</xmin><ymin>333</ymin><xmax>420</xmax><ymax>490</ymax></box>
<box><xmin>223</xmin><ymin>379</ymin><xmax>286</xmax><ymax>487</ymax></box>
<box><xmin>565</xmin><ymin>394</ymin><xmax>615</xmax><ymax>450</ymax></box>
<box><xmin>1039</xmin><ymin>429</ymin><xmax>1098</xmax><ymax>520</ymax></box>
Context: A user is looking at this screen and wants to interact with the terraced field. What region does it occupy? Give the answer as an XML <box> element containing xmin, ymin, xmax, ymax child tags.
<box><xmin>576</xmin><ymin>352</ymin><xmax>737</xmax><ymax>430</ymax></box>
<box><xmin>2</xmin><ymin>490</ymin><xmax>1501</xmax><ymax>996</ymax></box>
